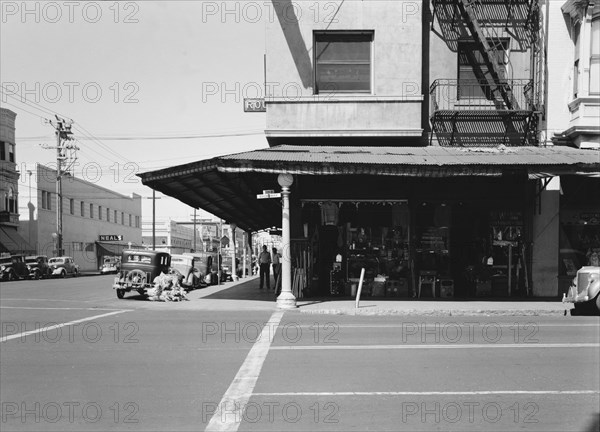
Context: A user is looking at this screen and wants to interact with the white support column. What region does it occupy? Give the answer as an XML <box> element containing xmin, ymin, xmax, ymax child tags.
<box><xmin>276</xmin><ymin>173</ymin><xmax>297</xmax><ymax>309</ymax></box>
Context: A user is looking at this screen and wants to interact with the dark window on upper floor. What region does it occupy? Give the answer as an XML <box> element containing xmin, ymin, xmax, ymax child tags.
<box><xmin>314</xmin><ymin>31</ymin><xmax>373</xmax><ymax>94</ymax></box>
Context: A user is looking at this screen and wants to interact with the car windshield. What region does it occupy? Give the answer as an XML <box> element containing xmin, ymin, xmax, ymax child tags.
<box><xmin>49</xmin><ymin>258</ymin><xmax>64</xmax><ymax>264</ymax></box>
<box><xmin>0</xmin><ymin>258</ymin><xmax>11</xmax><ymax>265</ymax></box>
<box><xmin>25</xmin><ymin>258</ymin><xmax>38</xmax><ymax>263</ymax></box>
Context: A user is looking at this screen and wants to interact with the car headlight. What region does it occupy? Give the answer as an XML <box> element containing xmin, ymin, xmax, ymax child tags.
<box><xmin>0</xmin><ymin>265</ymin><xmax>5</xmax><ymax>272</ymax></box>
<box><xmin>27</xmin><ymin>265</ymin><xmax>31</xmax><ymax>271</ymax></box>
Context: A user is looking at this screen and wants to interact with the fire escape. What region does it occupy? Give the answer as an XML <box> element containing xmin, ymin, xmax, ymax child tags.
<box><xmin>430</xmin><ymin>0</ymin><xmax>543</xmax><ymax>146</ymax></box>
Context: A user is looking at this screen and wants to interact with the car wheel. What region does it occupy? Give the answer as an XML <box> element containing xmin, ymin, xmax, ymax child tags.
<box><xmin>116</xmin><ymin>289</ymin><xmax>125</xmax><ymax>299</ymax></box>
<box><xmin>8</xmin><ymin>271</ymin><xmax>16</xmax><ymax>281</ymax></box>
<box><xmin>596</xmin><ymin>293</ymin><xmax>600</xmax><ymax>313</ymax></box>
<box><xmin>34</xmin><ymin>270</ymin><xmax>41</xmax><ymax>280</ymax></box>
<box><xmin>60</xmin><ymin>270</ymin><xmax>66</xmax><ymax>278</ymax></box>
<box><xmin>73</xmin><ymin>269</ymin><xmax>79</xmax><ymax>277</ymax></box>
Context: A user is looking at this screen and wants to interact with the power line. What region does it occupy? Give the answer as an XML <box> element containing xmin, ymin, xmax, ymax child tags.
<box><xmin>17</xmin><ymin>130</ymin><xmax>265</xmax><ymax>141</ymax></box>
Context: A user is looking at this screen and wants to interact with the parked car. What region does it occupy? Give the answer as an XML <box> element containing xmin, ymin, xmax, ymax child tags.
<box><xmin>113</xmin><ymin>250</ymin><xmax>171</xmax><ymax>299</ymax></box>
<box><xmin>183</xmin><ymin>251</ymin><xmax>219</xmax><ymax>285</ymax></box>
<box><xmin>48</xmin><ymin>256</ymin><xmax>80</xmax><ymax>278</ymax></box>
<box><xmin>563</xmin><ymin>266</ymin><xmax>600</xmax><ymax>313</ymax></box>
<box><xmin>25</xmin><ymin>255</ymin><xmax>50</xmax><ymax>279</ymax></box>
<box><xmin>220</xmin><ymin>255</ymin><xmax>235</xmax><ymax>282</ymax></box>
<box><xmin>170</xmin><ymin>254</ymin><xmax>205</xmax><ymax>290</ymax></box>
<box><xmin>100</xmin><ymin>256</ymin><xmax>121</xmax><ymax>274</ymax></box>
<box><xmin>0</xmin><ymin>254</ymin><xmax>29</xmax><ymax>281</ymax></box>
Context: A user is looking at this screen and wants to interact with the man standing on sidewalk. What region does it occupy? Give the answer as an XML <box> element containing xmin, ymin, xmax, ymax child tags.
<box><xmin>258</xmin><ymin>245</ymin><xmax>271</xmax><ymax>290</ymax></box>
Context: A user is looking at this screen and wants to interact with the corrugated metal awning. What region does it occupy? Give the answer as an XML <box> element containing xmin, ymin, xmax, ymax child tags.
<box><xmin>138</xmin><ymin>145</ymin><xmax>600</xmax><ymax>231</ymax></box>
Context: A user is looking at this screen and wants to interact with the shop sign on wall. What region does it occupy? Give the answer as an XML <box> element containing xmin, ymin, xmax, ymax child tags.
<box><xmin>99</xmin><ymin>235</ymin><xmax>123</xmax><ymax>241</ymax></box>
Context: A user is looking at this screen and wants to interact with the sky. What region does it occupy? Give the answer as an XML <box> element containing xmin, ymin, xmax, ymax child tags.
<box><xmin>1</xmin><ymin>1</ymin><xmax>269</xmax><ymax>222</ymax></box>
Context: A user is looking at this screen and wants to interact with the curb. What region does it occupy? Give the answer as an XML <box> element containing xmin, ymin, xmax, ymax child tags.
<box><xmin>299</xmin><ymin>308</ymin><xmax>570</xmax><ymax>316</ymax></box>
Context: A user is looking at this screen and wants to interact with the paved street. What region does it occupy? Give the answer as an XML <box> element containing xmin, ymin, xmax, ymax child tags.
<box><xmin>1</xmin><ymin>276</ymin><xmax>599</xmax><ymax>431</ymax></box>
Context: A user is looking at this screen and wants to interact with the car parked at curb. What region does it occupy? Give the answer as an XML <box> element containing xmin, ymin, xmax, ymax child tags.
<box><xmin>563</xmin><ymin>266</ymin><xmax>600</xmax><ymax>314</ymax></box>
<box><xmin>48</xmin><ymin>256</ymin><xmax>80</xmax><ymax>278</ymax></box>
<box><xmin>100</xmin><ymin>256</ymin><xmax>121</xmax><ymax>274</ymax></box>
<box><xmin>25</xmin><ymin>255</ymin><xmax>51</xmax><ymax>279</ymax></box>
<box><xmin>113</xmin><ymin>250</ymin><xmax>171</xmax><ymax>299</ymax></box>
<box><xmin>0</xmin><ymin>254</ymin><xmax>29</xmax><ymax>281</ymax></box>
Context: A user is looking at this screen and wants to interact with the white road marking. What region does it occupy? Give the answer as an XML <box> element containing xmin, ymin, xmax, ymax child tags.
<box><xmin>252</xmin><ymin>390</ymin><xmax>600</xmax><ymax>396</ymax></box>
<box><xmin>0</xmin><ymin>310</ymin><xmax>130</xmax><ymax>342</ymax></box>
<box><xmin>205</xmin><ymin>310</ymin><xmax>284</xmax><ymax>432</ymax></box>
<box><xmin>0</xmin><ymin>298</ymin><xmax>92</xmax><ymax>303</ymax></box>
<box><xmin>1</xmin><ymin>306</ymin><xmax>128</xmax><ymax>311</ymax></box>
<box><xmin>270</xmin><ymin>343</ymin><xmax>600</xmax><ymax>350</ymax></box>
<box><xmin>317</xmin><ymin>323</ymin><xmax>600</xmax><ymax>328</ymax></box>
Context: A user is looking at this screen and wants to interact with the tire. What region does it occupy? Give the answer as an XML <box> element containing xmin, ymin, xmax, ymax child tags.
<box><xmin>116</xmin><ymin>289</ymin><xmax>125</xmax><ymax>299</ymax></box>
<box><xmin>8</xmin><ymin>271</ymin><xmax>16</xmax><ymax>281</ymax></box>
<box><xmin>596</xmin><ymin>293</ymin><xmax>600</xmax><ymax>313</ymax></box>
<box><xmin>137</xmin><ymin>289</ymin><xmax>146</xmax><ymax>296</ymax></box>
<box><xmin>73</xmin><ymin>269</ymin><xmax>79</xmax><ymax>277</ymax></box>
<box><xmin>34</xmin><ymin>271</ymin><xmax>41</xmax><ymax>280</ymax></box>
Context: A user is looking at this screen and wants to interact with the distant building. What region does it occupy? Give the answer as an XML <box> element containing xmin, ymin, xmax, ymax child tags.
<box><xmin>18</xmin><ymin>163</ymin><xmax>142</xmax><ymax>271</ymax></box>
<box><xmin>0</xmin><ymin>108</ymin><xmax>34</xmax><ymax>255</ymax></box>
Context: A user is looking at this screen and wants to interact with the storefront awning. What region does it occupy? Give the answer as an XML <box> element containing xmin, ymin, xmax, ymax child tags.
<box><xmin>0</xmin><ymin>226</ymin><xmax>35</xmax><ymax>255</ymax></box>
<box><xmin>138</xmin><ymin>145</ymin><xmax>600</xmax><ymax>232</ymax></box>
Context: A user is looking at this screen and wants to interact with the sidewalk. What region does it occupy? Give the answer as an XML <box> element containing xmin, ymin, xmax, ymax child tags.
<box><xmin>189</xmin><ymin>275</ymin><xmax>575</xmax><ymax>316</ymax></box>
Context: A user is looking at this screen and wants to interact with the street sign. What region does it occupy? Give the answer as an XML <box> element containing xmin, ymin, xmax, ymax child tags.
<box><xmin>99</xmin><ymin>235</ymin><xmax>123</xmax><ymax>241</ymax></box>
<box><xmin>244</xmin><ymin>98</ymin><xmax>266</xmax><ymax>112</ymax></box>
<box><xmin>257</xmin><ymin>192</ymin><xmax>281</xmax><ymax>199</ymax></box>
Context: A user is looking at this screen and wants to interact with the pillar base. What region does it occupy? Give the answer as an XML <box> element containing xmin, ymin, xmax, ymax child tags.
<box><xmin>276</xmin><ymin>291</ymin><xmax>297</xmax><ymax>309</ymax></box>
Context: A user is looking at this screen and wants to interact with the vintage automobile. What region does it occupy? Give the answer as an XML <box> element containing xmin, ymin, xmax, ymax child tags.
<box><xmin>25</xmin><ymin>255</ymin><xmax>50</xmax><ymax>279</ymax></box>
<box><xmin>563</xmin><ymin>266</ymin><xmax>600</xmax><ymax>313</ymax></box>
<box><xmin>170</xmin><ymin>254</ymin><xmax>205</xmax><ymax>290</ymax></box>
<box><xmin>100</xmin><ymin>256</ymin><xmax>121</xmax><ymax>274</ymax></box>
<box><xmin>48</xmin><ymin>256</ymin><xmax>80</xmax><ymax>278</ymax></box>
<box><xmin>0</xmin><ymin>254</ymin><xmax>29</xmax><ymax>281</ymax></box>
<box><xmin>183</xmin><ymin>251</ymin><xmax>219</xmax><ymax>285</ymax></box>
<box><xmin>112</xmin><ymin>250</ymin><xmax>171</xmax><ymax>299</ymax></box>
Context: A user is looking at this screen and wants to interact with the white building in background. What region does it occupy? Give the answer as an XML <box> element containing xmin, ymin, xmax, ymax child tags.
<box><xmin>544</xmin><ymin>0</ymin><xmax>600</xmax><ymax>148</ymax></box>
<box><xmin>18</xmin><ymin>163</ymin><xmax>142</xmax><ymax>271</ymax></box>
<box><xmin>142</xmin><ymin>219</ymin><xmax>200</xmax><ymax>254</ymax></box>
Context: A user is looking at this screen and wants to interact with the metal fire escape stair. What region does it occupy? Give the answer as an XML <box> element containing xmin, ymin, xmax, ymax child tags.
<box><xmin>457</xmin><ymin>0</ymin><xmax>518</xmax><ymax>110</ymax></box>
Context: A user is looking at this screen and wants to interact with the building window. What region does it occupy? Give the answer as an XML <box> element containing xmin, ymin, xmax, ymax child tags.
<box><xmin>46</xmin><ymin>192</ymin><xmax>51</xmax><ymax>210</ymax></box>
<box><xmin>107</xmin><ymin>207</ymin><xmax>110</xmax><ymax>222</ymax></box>
<box><xmin>129</xmin><ymin>214</ymin><xmax>132</xmax><ymax>226</ymax></box>
<box><xmin>41</xmin><ymin>191</ymin><xmax>47</xmax><ymax>209</ymax></box>
<box><xmin>573</xmin><ymin>23</ymin><xmax>580</xmax><ymax>98</ymax></box>
<box><xmin>314</xmin><ymin>31</ymin><xmax>373</xmax><ymax>94</ymax></box>
<box><xmin>135</xmin><ymin>215</ymin><xmax>140</xmax><ymax>228</ymax></box>
<box><xmin>69</xmin><ymin>198</ymin><xmax>74</xmax><ymax>215</ymax></box>
<box><xmin>99</xmin><ymin>206</ymin><xmax>102</xmax><ymax>220</ymax></box>
<box><xmin>0</xmin><ymin>141</ymin><xmax>5</xmax><ymax>161</ymax></box>
<box><xmin>81</xmin><ymin>201</ymin><xmax>85</xmax><ymax>216</ymax></box>
<box><xmin>6</xmin><ymin>188</ymin><xmax>16</xmax><ymax>213</ymax></box>
<box><xmin>458</xmin><ymin>39</ymin><xmax>509</xmax><ymax>100</ymax></box>
<box><xmin>90</xmin><ymin>203</ymin><xmax>94</xmax><ymax>218</ymax></box>
<box><xmin>590</xmin><ymin>17</ymin><xmax>599</xmax><ymax>94</ymax></box>
<box><xmin>8</xmin><ymin>143</ymin><xmax>15</xmax><ymax>163</ymax></box>
<box><xmin>121</xmin><ymin>212</ymin><xmax>124</xmax><ymax>225</ymax></box>
<box><xmin>114</xmin><ymin>210</ymin><xmax>118</xmax><ymax>223</ymax></box>
<box><xmin>72</xmin><ymin>242</ymin><xmax>83</xmax><ymax>251</ymax></box>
